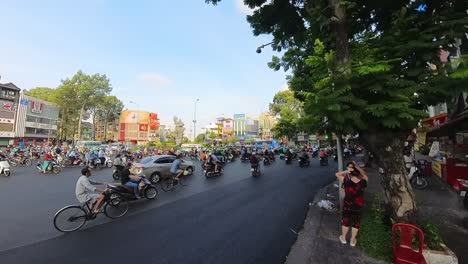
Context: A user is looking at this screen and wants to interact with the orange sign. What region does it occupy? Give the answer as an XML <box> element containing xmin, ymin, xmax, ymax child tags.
<box><xmin>139</xmin><ymin>124</ymin><xmax>148</xmax><ymax>132</ymax></box>
<box><xmin>150</xmin><ymin>113</ymin><xmax>159</xmax><ymax>130</ymax></box>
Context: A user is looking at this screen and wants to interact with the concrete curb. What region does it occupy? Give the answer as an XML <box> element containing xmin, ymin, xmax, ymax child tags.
<box><xmin>284</xmin><ymin>182</ymin><xmax>334</xmax><ymax>264</ymax></box>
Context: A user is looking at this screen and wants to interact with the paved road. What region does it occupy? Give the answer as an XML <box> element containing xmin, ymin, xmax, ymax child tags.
<box><xmin>0</xmin><ymin>158</ymin><xmax>335</xmax><ymax>264</ymax></box>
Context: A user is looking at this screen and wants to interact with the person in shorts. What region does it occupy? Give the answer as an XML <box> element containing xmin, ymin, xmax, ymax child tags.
<box><xmin>170</xmin><ymin>154</ymin><xmax>184</xmax><ymax>180</ymax></box>
<box><xmin>75</xmin><ymin>167</ymin><xmax>107</xmax><ymax>214</ymax></box>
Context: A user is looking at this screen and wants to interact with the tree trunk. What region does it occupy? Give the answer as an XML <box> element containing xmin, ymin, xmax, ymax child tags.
<box><xmin>336</xmin><ymin>134</ymin><xmax>345</xmax><ymax>212</ymax></box>
<box><xmin>362</xmin><ymin>132</ymin><xmax>417</xmax><ymax>222</ymax></box>
<box><xmin>77</xmin><ymin>104</ymin><xmax>85</xmax><ymax>140</ymax></box>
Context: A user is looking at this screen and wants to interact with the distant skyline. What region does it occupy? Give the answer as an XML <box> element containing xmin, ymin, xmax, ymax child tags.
<box><xmin>0</xmin><ymin>0</ymin><xmax>287</xmax><ymax>137</ymax></box>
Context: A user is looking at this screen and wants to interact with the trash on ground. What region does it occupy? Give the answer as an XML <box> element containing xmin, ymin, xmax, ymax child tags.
<box><xmin>317</xmin><ymin>200</ymin><xmax>334</xmax><ymax>211</ymax></box>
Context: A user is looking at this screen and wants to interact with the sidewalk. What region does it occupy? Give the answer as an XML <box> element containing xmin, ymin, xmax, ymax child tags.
<box><xmin>285</xmin><ymin>168</ymin><xmax>468</xmax><ymax>264</ymax></box>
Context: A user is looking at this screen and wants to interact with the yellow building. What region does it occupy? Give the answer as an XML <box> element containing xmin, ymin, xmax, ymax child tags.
<box><xmin>259</xmin><ymin>112</ymin><xmax>276</xmax><ymax>140</ymax></box>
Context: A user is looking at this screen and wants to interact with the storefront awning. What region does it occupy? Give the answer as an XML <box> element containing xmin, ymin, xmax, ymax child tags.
<box><xmin>427</xmin><ymin>110</ymin><xmax>468</xmax><ymax>138</ymax></box>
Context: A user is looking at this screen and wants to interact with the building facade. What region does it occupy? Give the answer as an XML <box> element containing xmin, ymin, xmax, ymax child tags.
<box><xmin>15</xmin><ymin>94</ymin><xmax>59</xmax><ymax>145</ymax></box>
<box><xmin>259</xmin><ymin>112</ymin><xmax>276</xmax><ymax>140</ymax></box>
<box><xmin>119</xmin><ymin>110</ymin><xmax>159</xmax><ymax>145</ymax></box>
<box><xmin>94</xmin><ymin>115</ymin><xmax>120</xmax><ymax>142</ymax></box>
<box><xmin>233</xmin><ymin>114</ymin><xmax>246</xmax><ymax>137</ymax></box>
<box><xmin>0</xmin><ymin>83</ymin><xmax>21</xmax><ymax>146</ymax></box>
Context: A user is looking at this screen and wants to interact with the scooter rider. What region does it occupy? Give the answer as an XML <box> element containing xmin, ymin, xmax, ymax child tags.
<box><xmin>120</xmin><ymin>163</ymin><xmax>142</xmax><ymax>199</ymax></box>
<box><xmin>208</xmin><ymin>152</ymin><xmax>220</xmax><ymax>173</ymax></box>
<box><xmin>250</xmin><ymin>151</ymin><xmax>259</xmax><ymax>171</ymax></box>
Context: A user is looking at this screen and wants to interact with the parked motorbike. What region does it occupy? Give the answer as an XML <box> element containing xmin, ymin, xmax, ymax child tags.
<box><xmin>407</xmin><ymin>160</ymin><xmax>429</xmax><ymax>189</ymax></box>
<box><xmin>299</xmin><ymin>157</ymin><xmax>310</xmax><ymax>167</ymax></box>
<box><xmin>36</xmin><ymin>159</ymin><xmax>62</xmax><ymax>174</ymax></box>
<box><xmin>0</xmin><ymin>158</ymin><xmax>11</xmax><ymax>177</ymax></box>
<box><xmin>204</xmin><ymin>163</ymin><xmax>223</xmax><ymax>178</ymax></box>
<box><xmin>108</xmin><ymin>175</ymin><xmax>158</xmax><ymax>202</ymax></box>
<box><xmin>251</xmin><ymin>164</ymin><xmax>261</xmax><ymax>177</ymax></box>
<box><xmin>456</xmin><ymin>179</ymin><xmax>468</xmax><ymax>210</ymax></box>
<box><xmin>320</xmin><ymin>156</ymin><xmax>328</xmax><ymax>166</ymax></box>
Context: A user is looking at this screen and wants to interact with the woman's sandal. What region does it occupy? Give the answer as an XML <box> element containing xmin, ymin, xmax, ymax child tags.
<box><xmin>350</xmin><ymin>239</ymin><xmax>357</xmax><ymax>247</ymax></box>
<box><xmin>339</xmin><ymin>235</ymin><xmax>347</xmax><ymax>244</ymax></box>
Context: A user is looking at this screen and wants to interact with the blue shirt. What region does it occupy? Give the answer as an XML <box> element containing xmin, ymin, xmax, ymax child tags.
<box><xmin>170</xmin><ymin>159</ymin><xmax>182</xmax><ymax>174</ymax></box>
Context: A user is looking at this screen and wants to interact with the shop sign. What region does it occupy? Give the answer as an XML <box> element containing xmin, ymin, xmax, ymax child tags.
<box><xmin>0</xmin><ymin>132</ymin><xmax>14</xmax><ymax>137</ymax></box>
<box><xmin>422</xmin><ymin>114</ymin><xmax>448</xmax><ymax>128</ymax></box>
<box><xmin>234</xmin><ymin>114</ymin><xmax>246</xmax><ymax>119</ymax></box>
<box><xmin>217</xmin><ymin>124</ymin><xmax>223</xmax><ymax>134</ymax></box>
<box><xmin>139</xmin><ymin>124</ymin><xmax>148</xmax><ymax>132</ymax></box>
<box><xmin>0</xmin><ymin>118</ymin><xmax>14</xmax><ymax>124</ymax></box>
<box><xmin>31</xmin><ymin>101</ymin><xmax>44</xmax><ymax>114</ymax></box>
<box><xmin>432</xmin><ymin>161</ymin><xmax>442</xmax><ymax>178</ymax></box>
<box><xmin>2</xmin><ymin>102</ymin><xmax>14</xmax><ymax>111</ymax></box>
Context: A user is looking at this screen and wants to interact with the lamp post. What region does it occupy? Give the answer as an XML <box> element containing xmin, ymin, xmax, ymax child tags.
<box><xmin>193</xmin><ymin>99</ymin><xmax>199</xmax><ymax>142</ymax></box>
<box><xmin>129</xmin><ymin>101</ymin><xmax>140</xmax><ymax>144</ymax></box>
<box><xmin>256</xmin><ymin>41</ymin><xmax>274</xmax><ymax>54</ymax></box>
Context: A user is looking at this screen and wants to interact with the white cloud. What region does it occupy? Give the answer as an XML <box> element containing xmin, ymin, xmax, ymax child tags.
<box><xmin>136</xmin><ymin>73</ymin><xmax>172</xmax><ymax>89</ymax></box>
<box><xmin>235</xmin><ymin>0</ymin><xmax>253</xmax><ymax>15</ymax></box>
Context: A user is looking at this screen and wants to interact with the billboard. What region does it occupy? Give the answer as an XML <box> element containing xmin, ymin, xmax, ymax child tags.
<box><xmin>217</xmin><ymin>124</ymin><xmax>223</xmax><ymax>134</ymax></box>
<box><xmin>149</xmin><ymin>113</ymin><xmax>159</xmax><ymax>130</ymax></box>
<box><xmin>121</xmin><ymin>110</ymin><xmax>149</xmax><ymax>124</ymax></box>
<box><xmin>233</xmin><ymin>114</ymin><xmax>245</xmax><ymax>119</ymax></box>
<box><xmin>223</xmin><ymin>119</ymin><xmax>233</xmax><ymax>134</ymax></box>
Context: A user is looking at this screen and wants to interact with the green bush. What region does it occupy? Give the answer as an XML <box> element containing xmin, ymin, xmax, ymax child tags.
<box><xmin>358</xmin><ymin>197</ymin><xmax>393</xmax><ymax>262</ymax></box>
<box><xmin>418</xmin><ymin>220</ymin><xmax>444</xmax><ymax>250</ymax></box>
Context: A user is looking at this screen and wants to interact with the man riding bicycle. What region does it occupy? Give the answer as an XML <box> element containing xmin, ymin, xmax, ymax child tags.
<box><xmin>75</xmin><ymin>167</ymin><xmax>107</xmax><ymax>214</ymax></box>
<box><xmin>170</xmin><ymin>154</ymin><xmax>184</xmax><ymax>180</ymax></box>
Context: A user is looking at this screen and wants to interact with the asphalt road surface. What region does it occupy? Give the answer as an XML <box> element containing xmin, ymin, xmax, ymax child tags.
<box><xmin>0</xmin><ymin>157</ymin><xmax>335</xmax><ymax>264</ymax></box>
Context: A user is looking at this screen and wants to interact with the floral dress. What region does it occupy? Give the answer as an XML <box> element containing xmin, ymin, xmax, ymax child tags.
<box><xmin>342</xmin><ymin>175</ymin><xmax>367</xmax><ymax>229</ymax></box>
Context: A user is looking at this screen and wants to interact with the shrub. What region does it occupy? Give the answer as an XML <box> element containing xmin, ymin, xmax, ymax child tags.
<box><xmin>418</xmin><ymin>220</ymin><xmax>444</xmax><ymax>250</ymax></box>
<box><xmin>359</xmin><ymin>196</ymin><xmax>393</xmax><ymax>262</ymax></box>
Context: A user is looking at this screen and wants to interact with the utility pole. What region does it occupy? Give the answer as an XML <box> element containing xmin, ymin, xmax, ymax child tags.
<box><xmin>193</xmin><ymin>99</ymin><xmax>199</xmax><ymax>142</ymax></box>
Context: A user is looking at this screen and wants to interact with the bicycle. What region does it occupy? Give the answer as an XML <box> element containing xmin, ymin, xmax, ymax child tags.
<box><xmin>160</xmin><ymin>171</ymin><xmax>189</xmax><ymax>192</ymax></box>
<box><xmin>53</xmin><ymin>189</ymin><xmax>128</xmax><ymax>233</ymax></box>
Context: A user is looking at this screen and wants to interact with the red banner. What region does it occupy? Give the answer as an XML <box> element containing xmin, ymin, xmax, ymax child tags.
<box><xmin>150</xmin><ymin>113</ymin><xmax>159</xmax><ymax>130</ymax></box>
<box><xmin>139</xmin><ymin>124</ymin><xmax>148</xmax><ymax>132</ymax></box>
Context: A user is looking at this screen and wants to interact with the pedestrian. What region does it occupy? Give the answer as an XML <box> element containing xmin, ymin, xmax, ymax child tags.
<box><xmin>335</xmin><ymin>161</ymin><xmax>368</xmax><ymax>247</ymax></box>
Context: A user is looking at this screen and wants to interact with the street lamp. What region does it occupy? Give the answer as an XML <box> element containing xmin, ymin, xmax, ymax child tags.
<box><xmin>256</xmin><ymin>41</ymin><xmax>274</xmax><ymax>54</ymax></box>
<box><xmin>129</xmin><ymin>101</ymin><xmax>140</xmax><ymax>144</ymax></box>
<box><xmin>193</xmin><ymin>99</ymin><xmax>199</xmax><ymax>142</ymax></box>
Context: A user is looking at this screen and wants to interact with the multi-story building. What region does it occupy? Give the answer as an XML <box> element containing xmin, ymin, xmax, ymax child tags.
<box><xmin>259</xmin><ymin>112</ymin><xmax>276</xmax><ymax>140</ymax></box>
<box><xmin>94</xmin><ymin>114</ymin><xmax>120</xmax><ymax>142</ymax></box>
<box><xmin>245</xmin><ymin>117</ymin><xmax>259</xmax><ymax>138</ymax></box>
<box><xmin>14</xmin><ymin>94</ymin><xmax>59</xmax><ymax>145</ymax></box>
<box><xmin>233</xmin><ymin>114</ymin><xmax>246</xmax><ymax>137</ymax></box>
<box><xmin>119</xmin><ymin>110</ymin><xmax>159</xmax><ymax>145</ymax></box>
<box><xmin>0</xmin><ymin>83</ymin><xmax>20</xmax><ymax>146</ymax></box>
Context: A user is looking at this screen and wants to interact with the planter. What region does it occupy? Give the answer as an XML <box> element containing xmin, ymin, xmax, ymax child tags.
<box><xmin>423</xmin><ymin>243</ymin><xmax>458</xmax><ymax>264</ymax></box>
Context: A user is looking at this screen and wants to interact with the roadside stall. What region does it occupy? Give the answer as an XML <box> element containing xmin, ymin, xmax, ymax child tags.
<box><xmin>426</xmin><ymin>108</ymin><xmax>468</xmax><ymax>190</ymax></box>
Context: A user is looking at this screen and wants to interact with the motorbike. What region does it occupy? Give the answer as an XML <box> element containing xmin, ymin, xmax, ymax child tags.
<box><xmin>299</xmin><ymin>157</ymin><xmax>310</xmax><ymax>167</ymax></box>
<box><xmin>105</xmin><ymin>156</ymin><xmax>113</xmax><ymax>168</ymax></box>
<box><xmin>240</xmin><ymin>153</ymin><xmax>250</xmax><ymax>162</ymax></box>
<box><xmin>108</xmin><ymin>175</ymin><xmax>158</xmax><ymax>201</ymax></box>
<box><xmin>285</xmin><ymin>155</ymin><xmax>292</xmax><ymax>164</ymax></box>
<box><xmin>63</xmin><ymin>156</ymin><xmax>85</xmax><ymax>167</ymax></box>
<box><xmin>407</xmin><ymin>160</ymin><xmax>429</xmax><ymax>189</ymax></box>
<box><xmin>320</xmin><ymin>156</ymin><xmax>328</xmax><ymax>166</ymax></box>
<box><xmin>455</xmin><ymin>178</ymin><xmax>468</xmax><ymax>210</ymax></box>
<box><xmin>89</xmin><ymin>158</ymin><xmax>102</xmax><ymax>170</ymax></box>
<box><xmin>0</xmin><ymin>158</ymin><xmax>11</xmax><ymax>177</ymax></box>
<box><xmin>204</xmin><ymin>163</ymin><xmax>224</xmax><ymax>178</ymax></box>
<box><xmin>8</xmin><ymin>156</ymin><xmax>32</xmax><ymax>167</ymax></box>
<box><xmin>251</xmin><ymin>164</ymin><xmax>261</xmax><ymax>177</ymax></box>
<box><xmin>36</xmin><ymin>159</ymin><xmax>62</xmax><ymax>174</ymax></box>
<box><xmin>312</xmin><ymin>151</ymin><xmax>318</xmax><ymax>158</ymax></box>
<box><xmin>263</xmin><ymin>157</ymin><xmax>271</xmax><ymax>165</ymax></box>
<box><xmin>112</xmin><ymin>165</ymin><xmax>125</xmax><ymax>180</ymax></box>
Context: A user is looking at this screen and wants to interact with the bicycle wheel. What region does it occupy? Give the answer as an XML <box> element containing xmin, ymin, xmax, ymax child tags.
<box><xmin>160</xmin><ymin>178</ymin><xmax>175</xmax><ymax>192</ymax></box>
<box><xmin>104</xmin><ymin>200</ymin><xmax>128</xmax><ymax>219</ymax></box>
<box><xmin>10</xmin><ymin>160</ymin><xmax>18</xmax><ymax>167</ymax></box>
<box><xmin>25</xmin><ymin>159</ymin><xmax>32</xmax><ymax>167</ymax></box>
<box><xmin>53</xmin><ymin>205</ymin><xmax>87</xmax><ymax>232</ymax></box>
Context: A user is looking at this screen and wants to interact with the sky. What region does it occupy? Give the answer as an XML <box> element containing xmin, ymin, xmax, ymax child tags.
<box><xmin>0</xmin><ymin>0</ymin><xmax>288</xmax><ymax>138</ymax></box>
